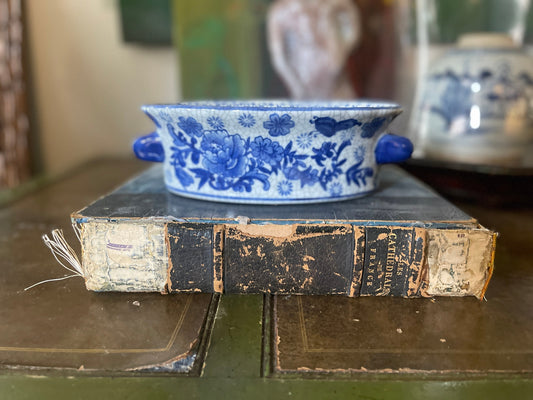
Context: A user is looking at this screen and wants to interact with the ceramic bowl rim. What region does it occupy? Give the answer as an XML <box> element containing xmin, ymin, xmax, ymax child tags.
<box><xmin>142</xmin><ymin>100</ymin><xmax>402</xmax><ymax>113</ymax></box>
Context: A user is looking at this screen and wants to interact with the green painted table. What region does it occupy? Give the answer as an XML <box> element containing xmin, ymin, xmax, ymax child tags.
<box><xmin>0</xmin><ymin>159</ymin><xmax>531</xmax><ymax>399</ymax></box>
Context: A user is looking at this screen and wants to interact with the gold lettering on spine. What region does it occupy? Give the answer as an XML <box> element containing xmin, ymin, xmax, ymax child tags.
<box><xmin>362</xmin><ymin>242</ymin><xmax>379</xmax><ymax>289</ymax></box>
<box><xmin>383</xmin><ymin>232</ymin><xmax>397</xmax><ymax>294</ymax></box>
<box><xmin>366</xmin><ymin>246</ymin><xmax>377</xmax><ymax>286</ymax></box>
<box><xmin>350</xmin><ymin>226</ymin><xmax>365</xmax><ymax>297</ymax></box>
<box><xmin>213</xmin><ymin>225</ymin><xmax>224</xmax><ymax>293</ymax></box>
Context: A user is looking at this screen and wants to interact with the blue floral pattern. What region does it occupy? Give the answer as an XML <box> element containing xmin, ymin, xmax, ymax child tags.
<box><xmin>329</xmin><ymin>182</ymin><xmax>343</xmax><ymax>197</ymax></box>
<box><xmin>200</xmin><ymin>130</ymin><xmax>247</xmax><ymax>178</ymax></box>
<box><xmin>250</xmin><ymin>137</ymin><xmax>284</xmax><ymax>167</ymax></box>
<box><xmin>296</xmin><ymin>131</ymin><xmax>316</xmax><ymax>149</ymax></box>
<box><xmin>163</xmin><ymin>114</ymin><xmax>374</xmax><ymax>196</ymax></box>
<box><xmin>426</xmin><ymin>70</ymin><xmax>476</xmax><ymax>130</ymax></box>
<box><xmin>353</xmin><ymin>145</ymin><xmax>365</xmax><ymax>163</ymax></box>
<box><xmin>426</xmin><ymin>65</ymin><xmax>533</xmax><ymax>134</ymax></box>
<box><xmin>263</xmin><ymin>113</ymin><xmax>295</xmax><ymax>137</ymax></box>
<box><xmin>312</xmin><ymin>117</ymin><xmax>361</xmax><ymax>137</ymax></box>
<box><xmin>238</xmin><ymin>113</ymin><xmax>256</xmax><ymax>128</ymax></box>
<box><xmin>277</xmin><ymin>180</ymin><xmax>293</xmax><ymax>196</ymax></box>
<box><xmin>158</xmin><ymin>111</ymin><xmax>173</xmax><ymax>125</ymax></box>
<box><xmin>361</xmin><ymin>117</ymin><xmax>387</xmax><ymax>138</ymax></box>
<box><xmin>207</xmin><ymin>116</ymin><xmax>224</xmax><ymax>130</ymax></box>
<box><xmin>178</xmin><ymin>117</ymin><xmax>204</xmax><ymax>137</ymax></box>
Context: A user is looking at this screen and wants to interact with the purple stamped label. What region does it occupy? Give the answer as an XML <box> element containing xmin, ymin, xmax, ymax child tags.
<box><xmin>106</xmin><ymin>242</ymin><xmax>134</xmax><ymax>251</ymax></box>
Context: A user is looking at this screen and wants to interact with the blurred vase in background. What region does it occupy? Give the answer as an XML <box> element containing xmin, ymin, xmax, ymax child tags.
<box><xmin>407</xmin><ymin>0</ymin><xmax>533</xmax><ymax>167</ymax></box>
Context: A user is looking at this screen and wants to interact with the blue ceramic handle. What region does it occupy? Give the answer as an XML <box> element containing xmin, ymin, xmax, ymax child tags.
<box><xmin>375</xmin><ymin>133</ymin><xmax>413</xmax><ymax>165</ymax></box>
<box><xmin>133</xmin><ymin>132</ymin><xmax>164</xmax><ymax>162</ymax></box>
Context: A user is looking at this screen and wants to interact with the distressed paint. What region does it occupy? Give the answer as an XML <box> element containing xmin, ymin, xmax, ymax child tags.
<box><xmin>79</xmin><ymin>219</ymin><xmax>496</xmax><ymax>298</ymax></box>
<box><xmin>406</xmin><ymin>227</ymin><xmax>430</xmax><ymax>297</ymax></box>
<box><xmin>224</xmin><ymin>224</ymin><xmax>354</xmax><ymax>294</ymax></box>
<box><xmin>426</xmin><ymin>228</ymin><xmax>496</xmax><ymax>299</ymax></box>
<box><xmin>81</xmin><ymin>221</ymin><xmax>167</xmax><ymax>292</ymax></box>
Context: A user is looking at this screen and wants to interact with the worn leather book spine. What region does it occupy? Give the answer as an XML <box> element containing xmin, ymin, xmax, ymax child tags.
<box><xmin>223</xmin><ymin>223</ymin><xmax>354</xmax><ymax>295</ymax></box>
<box><xmin>78</xmin><ymin>220</ymin><xmax>495</xmax><ymax>299</ymax></box>
<box><xmin>358</xmin><ymin>226</ymin><xmax>430</xmax><ymax>297</ymax></box>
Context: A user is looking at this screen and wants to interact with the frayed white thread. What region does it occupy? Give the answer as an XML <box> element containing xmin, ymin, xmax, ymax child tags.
<box><xmin>24</xmin><ymin>226</ymin><xmax>84</xmax><ymax>291</ymax></box>
<box><xmin>72</xmin><ymin>222</ymin><xmax>81</xmax><ymax>242</ymax></box>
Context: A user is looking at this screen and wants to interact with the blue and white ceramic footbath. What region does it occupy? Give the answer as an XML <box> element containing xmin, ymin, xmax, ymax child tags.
<box><xmin>133</xmin><ymin>100</ymin><xmax>413</xmax><ymax>204</ymax></box>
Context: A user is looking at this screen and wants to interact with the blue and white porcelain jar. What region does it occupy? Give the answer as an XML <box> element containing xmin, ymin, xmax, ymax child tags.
<box><xmin>416</xmin><ymin>33</ymin><xmax>533</xmax><ymax>166</ymax></box>
<box><xmin>133</xmin><ymin>100</ymin><xmax>412</xmax><ymax>204</ymax></box>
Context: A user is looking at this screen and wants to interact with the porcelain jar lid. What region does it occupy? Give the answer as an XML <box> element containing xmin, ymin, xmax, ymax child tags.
<box><xmin>457</xmin><ymin>32</ymin><xmax>518</xmax><ymax>49</ymax></box>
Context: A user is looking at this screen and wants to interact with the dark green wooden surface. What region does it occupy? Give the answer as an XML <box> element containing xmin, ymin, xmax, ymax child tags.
<box><xmin>1</xmin><ymin>295</ymin><xmax>532</xmax><ymax>399</ymax></box>
<box><xmin>1</xmin><ymin>297</ymin><xmax>532</xmax><ymax>399</ymax></box>
<box><xmin>1</xmin><ymin>375</ymin><xmax>532</xmax><ymax>400</ymax></box>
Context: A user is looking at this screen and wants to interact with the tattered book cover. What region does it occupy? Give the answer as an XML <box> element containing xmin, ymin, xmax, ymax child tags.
<box><xmin>73</xmin><ymin>165</ymin><xmax>495</xmax><ymax>298</ymax></box>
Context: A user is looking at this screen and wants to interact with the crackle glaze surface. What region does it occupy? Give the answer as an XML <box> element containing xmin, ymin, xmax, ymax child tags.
<box><xmin>139</xmin><ymin>101</ymin><xmax>404</xmax><ymax>204</ymax></box>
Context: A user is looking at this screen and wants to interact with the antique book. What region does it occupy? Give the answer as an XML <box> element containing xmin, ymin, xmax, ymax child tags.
<box><xmin>70</xmin><ymin>165</ymin><xmax>496</xmax><ymax>299</ymax></box>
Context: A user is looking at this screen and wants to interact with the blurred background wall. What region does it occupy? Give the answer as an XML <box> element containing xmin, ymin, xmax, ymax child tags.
<box><xmin>15</xmin><ymin>0</ymin><xmax>533</xmax><ymax>181</ymax></box>
<box><xmin>26</xmin><ymin>0</ymin><xmax>179</xmax><ymax>176</ymax></box>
